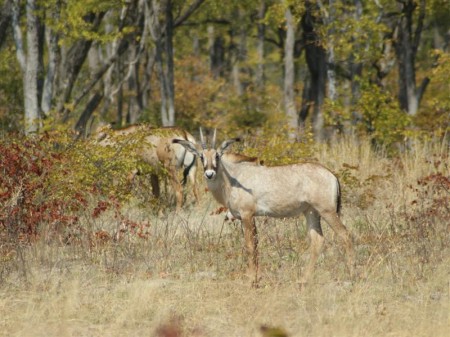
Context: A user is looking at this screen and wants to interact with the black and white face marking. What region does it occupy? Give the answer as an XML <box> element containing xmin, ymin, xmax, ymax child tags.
<box><xmin>200</xmin><ymin>149</ymin><xmax>221</xmax><ymax>180</ymax></box>
<box><xmin>172</xmin><ymin>129</ymin><xmax>240</xmax><ymax>181</ymax></box>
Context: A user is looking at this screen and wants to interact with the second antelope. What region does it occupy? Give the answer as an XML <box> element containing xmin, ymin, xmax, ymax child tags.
<box><xmin>96</xmin><ymin>124</ymin><xmax>199</xmax><ymax>210</ymax></box>
<box><xmin>174</xmin><ymin>129</ymin><xmax>354</xmax><ymax>286</ymax></box>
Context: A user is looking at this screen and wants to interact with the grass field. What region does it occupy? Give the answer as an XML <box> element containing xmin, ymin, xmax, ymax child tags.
<box><xmin>1</xmin><ymin>137</ymin><xmax>449</xmax><ymax>337</ymax></box>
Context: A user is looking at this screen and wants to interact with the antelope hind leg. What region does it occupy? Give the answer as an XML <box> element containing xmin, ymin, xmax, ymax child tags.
<box><xmin>299</xmin><ymin>209</ymin><xmax>324</xmax><ymax>286</ymax></box>
<box><xmin>321</xmin><ymin>211</ymin><xmax>355</xmax><ymax>279</ymax></box>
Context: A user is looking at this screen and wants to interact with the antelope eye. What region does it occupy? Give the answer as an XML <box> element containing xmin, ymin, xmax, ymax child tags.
<box><xmin>215</xmin><ymin>153</ymin><xmax>220</xmax><ymax>161</ymax></box>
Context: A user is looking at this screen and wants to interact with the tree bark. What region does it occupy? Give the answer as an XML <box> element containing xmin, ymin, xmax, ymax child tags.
<box><xmin>394</xmin><ymin>0</ymin><xmax>428</xmax><ymax>116</ymax></box>
<box><xmin>164</xmin><ymin>0</ymin><xmax>175</xmax><ymax>126</ymax></box>
<box><xmin>0</xmin><ymin>0</ymin><xmax>12</xmax><ymax>48</ymax></box>
<box><xmin>11</xmin><ymin>0</ymin><xmax>26</xmax><ymax>72</ymax></box>
<box><xmin>41</xmin><ymin>3</ymin><xmax>60</xmax><ymax>116</ymax></box>
<box><xmin>302</xmin><ymin>1</ymin><xmax>327</xmax><ymax>141</ymax></box>
<box><xmin>74</xmin><ymin>93</ymin><xmax>103</xmax><ymax>137</ymax></box>
<box><xmin>284</xmin><ymin>6</ymin><xmax>298</xmax><ymax>137</ymax></box>
<box><xmin>126</xmin><ymin>41</ymin><xmax>141</xmax><ymax>124</ymax></box>
<box><xmin>208</xmin><ymin>25</ymin><xmax>225</xmax><ymax>78</ymax></box>
<box><xmin>24</xmin><ymin>0</ymin><xmax>41</xmax><ymax>134</ymax></box>
<box><xmin>230</xmin><ymin>8</ymin><xmax>248</xmax><ymax>96</ymax></box>
<box><xmin>255</xmin><ymin>0</ymin><xmax>266</xmax><ymax>90</ymax></box>
<box><xmin>69</xmin><ymin>39</ymin><xmax>129</xmax><ymax>123</ymax></box>
<box><xmin>56</xmin><ymin>12</ymin><xmax>106</xmax><ymax>116</ymax></box>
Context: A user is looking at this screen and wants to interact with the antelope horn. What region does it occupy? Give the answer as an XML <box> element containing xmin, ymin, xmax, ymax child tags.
<box><xmin>211</xmin><ymin>128</ymin><xmax>217</xmax><ymax>149</ymax></box>
<box><xmin>199</xmin><ymin>127</ymin><xmax>207</xmax><ymax>149</ymax></box>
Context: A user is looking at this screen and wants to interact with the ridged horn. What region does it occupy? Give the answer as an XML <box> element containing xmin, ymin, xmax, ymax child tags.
<box><xmin>211</xmin><ymin>128</ymin><xmax>217</xmax><ymax>149</ymax></box>
<box><xmin>199</xmin><ymin>127</ymin><xmax>207</xmax><ymax>149</ymax></box>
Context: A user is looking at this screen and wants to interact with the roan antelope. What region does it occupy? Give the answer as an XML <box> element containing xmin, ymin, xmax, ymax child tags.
<box><xmin>96</xmin><ymin>124</ymin><xmax>199</xmax><ymax>210</ymax></box>
<box><xmin>173</xmin><ymin>129</ymin><xmax>355</xmax><ymax>286</ymax></box>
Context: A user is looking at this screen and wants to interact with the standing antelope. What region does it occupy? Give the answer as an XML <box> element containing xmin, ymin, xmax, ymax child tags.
<box><xmin>96</xmin><ymin>124</ymin><xmax>199</xmax><ymax>210</ymax></box>
<box><xmin>174</xmin><ymin>129</ymin><xmax>354</xmax><ymax>286</ymax></box>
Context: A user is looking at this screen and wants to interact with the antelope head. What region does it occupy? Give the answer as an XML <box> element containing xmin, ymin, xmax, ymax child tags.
<box><xmin>173</xmin><ymin>128</ymin><xmax>240</xmax><ymax>181</ymax></box>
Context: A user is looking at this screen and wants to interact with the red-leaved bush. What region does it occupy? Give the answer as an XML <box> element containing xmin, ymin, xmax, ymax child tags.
<box><xmin>0</xmin><ymin>135</ymin><xmax>83</xmax><ymax>241</ymax></box>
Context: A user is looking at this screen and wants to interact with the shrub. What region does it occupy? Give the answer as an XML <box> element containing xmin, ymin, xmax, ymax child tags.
<box><xmin>0</xmin><ymin>131</ymin><xmax>153</xmax><ymax>243</ymax></box>
<box><xmin>0</xmin><ymin>134</ymin><xmax>82</xmax><ymax>240</ymax></box>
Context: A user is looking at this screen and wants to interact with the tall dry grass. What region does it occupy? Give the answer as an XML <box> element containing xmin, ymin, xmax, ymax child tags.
<box><xmin>0</xmin><ymin>136</ymin><xmax>449</xmax><ymax>337</ymax></box>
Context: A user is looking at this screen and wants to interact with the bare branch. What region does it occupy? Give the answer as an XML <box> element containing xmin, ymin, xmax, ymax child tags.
<box><xmin>173</xmin><ymin>0</ymin><xmax>206</xmax><ymax>28</ymax></box>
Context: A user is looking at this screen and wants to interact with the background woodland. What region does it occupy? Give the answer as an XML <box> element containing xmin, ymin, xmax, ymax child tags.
<box><xmin>0</xmin><ymin>2</ymin><xmax>450</xmax><ymax>336</ymax></box>
<box><xmin>0</xmin><ymin>0</ymin><xmax>449</xmax><ymax>144</ymax></box>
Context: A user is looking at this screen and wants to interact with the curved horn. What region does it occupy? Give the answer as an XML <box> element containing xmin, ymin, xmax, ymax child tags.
<box><xmin>211</xmin><ymin>128</ymin><xmax>217</xmax><ymax>149</ymax></box>
<box><xmin>199</xmin><ymin>127</ymin><xmax>207</xmax><ymax>149</ymax></box>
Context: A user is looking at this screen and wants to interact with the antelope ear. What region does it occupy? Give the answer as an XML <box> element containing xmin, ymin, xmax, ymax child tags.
<box><xmin>218</xmin><ymin>137</ymin><xmax>241</xmax><ymax>155</ymax></box>
<box><xmin>172</xmin><ymin>139</ymin><xmax>200</xmax><ymax>156</ymax></box>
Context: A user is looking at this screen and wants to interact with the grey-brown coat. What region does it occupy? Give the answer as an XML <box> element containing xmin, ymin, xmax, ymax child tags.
<box><xmin>97</xmin><ymin>124</ymin><xmax>199</xmax><ymax>209</ymax></box>
<box><xmin>174</xmin><ymin>129</ymin><xmax>354</xmax><ymax>286</ymax></box>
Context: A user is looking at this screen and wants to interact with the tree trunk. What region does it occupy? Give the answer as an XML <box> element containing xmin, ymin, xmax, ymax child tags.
<box><xmin>302</xmin><ymin>1</ymin><xmax>327</xmax><ymax>141</ymax></box>
<box><xmin>350</xmin><ymin>0</ymin><xmax>363</xmax><ymax>124</ymax></box>
<box><xmin>140</xmin><ymin>49</ymin><xmax>156</xmax><ymax>111</ymax></box>
<box><xmin>394</xmin><ymin>0</ymin><xmax>428</xmax><ymax>116</ymax></box>
<box><xmin>74</xmin><ymin>93</ymin><xmax>103</xmax><ymax>137</ymax></box>
<box><xmin>147</xmin><ymin>0</ymin><xmax>175</xmax><ymax>126</ymax></box>
<box><xmin>255</xmin><ymin>0</ymin><xmax>266</xmax><ymax>90</ymax></box>
<box><xmin>24</xmin><ymin>0</ymin><xmax>41</xmax><ymax>134</ymax></box>
<box><xmin>164</xmin><ymin>0</ymin><xmax>175</xmax><ymax>126</ymax></box>
<box><xmin>230</xmin><ymin>8</ymin><xmax>248</xmax><ymax>96</ymax></box>
<box><xmin>284</xmin><ymin>6</ymin><xmax>298</xmax><ymax>136</ymax></box>
<box><xmin>11</xmin><ymin>0</ymin><xmax>26</xmax><ymax>73</ymax></box>
<box><xmin>0</xmin><ymin>0</ymin><xmax>12</xmax><ymax>48</ymax></box>
<box><xmin>56</xmin><ymin>12</ymin><xmax>106</xmax><ymax>117</ymax></box>
<box><xmin>126</xmin><ymin>42</ymin><xmax>141</xmax><ymax>124</ymax></box>
<box><xmin>68</xmin><ymin>38</ymin><xmax>129</xmax><ymax>123</ymax></box>
<box><xmin>208</xmin><ymin>25</ymin><xmax>225</xmax><ymax>78</ymax></box>
<box><xmin>325</xmin><ymin>0</ymin><xmax>336</xmax><ymax>103</ymax></box>
<box><xmin>41</xmin><ymin>3</ymin><xmax>60</xmax><ymax>116</ymax></box>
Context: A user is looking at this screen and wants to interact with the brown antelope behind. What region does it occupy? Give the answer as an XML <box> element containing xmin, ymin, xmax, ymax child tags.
<box><xmin>174</xmin><ymin>129</ymin><xmax>355</xmax><ymax>286</ymax></box>
<box><xmin>96</xmin><ymin>124</ymin><xmax>199</xmax><ymax>210</ymax></box>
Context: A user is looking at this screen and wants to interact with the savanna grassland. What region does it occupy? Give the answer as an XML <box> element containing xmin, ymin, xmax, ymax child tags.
<box><xmin>0</xmin><ymin>135</ymin><xmax>449</xmax><ymax>337</ymax></box>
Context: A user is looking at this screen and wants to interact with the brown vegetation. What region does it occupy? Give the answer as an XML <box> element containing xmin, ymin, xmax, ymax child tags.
<box><xmin>0</xmin><ymin>133</ymin><xmax>449</xmax><ymax>337</ymax></box>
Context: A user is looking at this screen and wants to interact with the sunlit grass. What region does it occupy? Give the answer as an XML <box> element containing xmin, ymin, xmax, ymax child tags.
<box><xmin>0</xmin><ymin>136</ymin><xmax>449</xmax><ymax>337</ymax></box>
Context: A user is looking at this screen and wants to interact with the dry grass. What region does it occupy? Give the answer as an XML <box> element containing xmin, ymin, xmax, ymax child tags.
<box><xmin>1</xmin><ymin>136</ymin><xmax>449</xmax><ymax>337</ymax></box>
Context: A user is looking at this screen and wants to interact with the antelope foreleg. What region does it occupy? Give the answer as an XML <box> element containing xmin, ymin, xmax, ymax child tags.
<box><xmin>242</xmin><ymin>215</ymin><xmax>259</xmax><ymax>287</ymax></box>
<box><xmin>168</xmin><ymin>167</ymin><xmax>183</xmax><ymax>210</ymax></box>
<box><xmin>189</xmin><ymin>169</ymin><xmax>200</xmax><ymax>204</ymax></box>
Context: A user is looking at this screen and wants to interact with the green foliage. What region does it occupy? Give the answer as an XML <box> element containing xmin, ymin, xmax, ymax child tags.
<box><xmin>174</xmin><ymin>57</ymin><xmax>277</xmax><ymax>134</ymax></box>
<box><xmin>174</xmin><ymin>56</ymin><xmax>227</xmax><ymax>130</ymax></box>
<box><xmin>324</xmin><ymin>81</ymin><xmax>411</xmax><ymax>150</ymax></box>
<box><xmin>417</xmin><ymin>49</ymin><xmax>450</xmax><ymax>133</ymax></box>
<box><xmin>0</xmin><ymin>45</ymin><xmax>23</xmax><ymax>130</ymax></box>
<box><xmin>0</xmin><ymin>129</ymin><xmax>161</xmax><ymax>242</ymax></box>
<box><xmin>264</xmin><ymin>0</ymin><xmax>306</xmax><ymax>27</ymax></box>
<box><xmin>319</xmin><ymin>2</ymin><xmax>389</xmax><ymax>64</ymax></box>
<box><xmin>44</xmin><ymin>0</ymin><xmax>126</xmax><ymax>44</ymax></box>
<box><xmin>241</xmin><ymin>116</ymin><xmax>316</xmax><ymax>166</ymax></box>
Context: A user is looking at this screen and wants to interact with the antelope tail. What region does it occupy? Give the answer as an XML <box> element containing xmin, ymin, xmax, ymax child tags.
<box><xmin>336</xmin><ymin>179</ymin><xmax>342</xmax><ymax>216</ymax></box>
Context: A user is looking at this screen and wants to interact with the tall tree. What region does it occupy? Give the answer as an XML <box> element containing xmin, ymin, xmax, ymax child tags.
<box><xmin>393</xmin><ymin>0</ymin><xmax>429</xmax><ymax>116</ymax></box>
<box><xmin>147</xmin><ymin>0</ymin><xmax>205</xmax><ymax>126</ymax></box>
<box><xmin>12</xmin><ymin>0</ymin><xmax>42</xmax><ymax>134</ymax></box>
<box><xmin>0</xmin><ymin>0</ymin><xmax>12</xmax><ymax>48</ymax></box>
<box><xmin>301</xmin><ymin>1</ymin><xmax>327</xmax><ymax>141</ymax></box>
<box><xmin>255</xmin><ymin>0</ymin><xmax>266</xmax><ymax>89</ymax></box>
<box><xmin>283</xmin><ymin>5</ymin><xmax>298</xmax><ymax>136</ymax></box>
